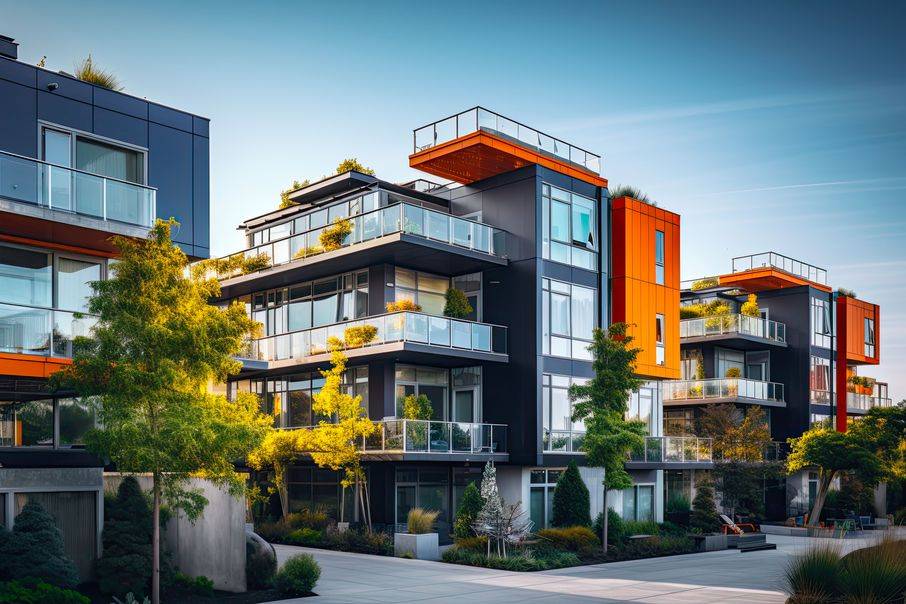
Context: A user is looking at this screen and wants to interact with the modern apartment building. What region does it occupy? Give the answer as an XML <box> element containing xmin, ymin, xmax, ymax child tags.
<box><xmin>0</xmin><ymin>35</ymin><xmax>210</xmax><ymax>577</ymax></box>
<box><xmin>213</xmin><ymin>107</ymin><xmax>695</xmax><ymax>537</ymax></box>
<box><xmin>668</xmin><ymin>252</ymin><xmax>888</xmax><ymax>517</ymax></box>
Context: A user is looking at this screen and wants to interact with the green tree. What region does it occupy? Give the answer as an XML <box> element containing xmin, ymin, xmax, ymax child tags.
<box><xmin>51</xmin><ymin>220</ymin><xmax>272</xmax><ymax>604</ymax></box>
<box><xmin>443</xmin><ymin>288</ymin><xmax>473</xmax><ymax>319</ymax></box>
<box><xmin>848</xmin><ymin>405</ymin><xmax>906</xmax><ymax>483</ymax></box>
<box><xmin>97</xmin><ymin>477</ymin><xmax>153</xmax><ymax>597</ymax></box>
<box><xmin>279</xmin><ymin>179</ymin><xmax>310</xmax><ymax>208</ymax></box>
<box><xmin>689</xmin><ymin>479</ymin><xmax>720</xmax><ymax>533</ymax></box>
<box><xmin>453</xmin><ymin>482</ymin><xmax>484</xmax><ymax>539</ymax></box>
<box><xmin>401</xmin><ymin>393</ymin><xmax>433</xmax><ymax>420</ymax></box>
<box><xmin>569</xmin><ymin>323</ymin><xmax>646</xmax><ymax>550</ymax></box>
<box><xmin>551</xmin><ymin>461</ymin><xmax>592</xmax><ymax>527</ymax></box>
<box><xmin>0</xmin><ymin>501</ymin><xmax>80</xmax><ymax>587</ymax></box>
<box><xmin>787</xmin><ymin>427</ymin><xmax>882</xmax><ymax>527</ymax></box>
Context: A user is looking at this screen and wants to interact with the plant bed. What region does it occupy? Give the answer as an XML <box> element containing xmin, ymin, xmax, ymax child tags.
<box><xmin>79</xmin><ymin>583</ymin><xmax>302</xmax><ymax>603</ymax></box>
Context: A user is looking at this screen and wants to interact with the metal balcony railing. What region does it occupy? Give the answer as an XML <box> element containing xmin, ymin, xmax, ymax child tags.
<box><xmin>246</xmin><ymin>312</ymin><xmax>507</xmax><ymax>362</ymax></box>
<box><xmin>664</xmin><ymin>378</ymin><xmax>785</xmax><ymax>403</ymax></box>
<box><xmin>731</xmin><ymin>252</ymin><xmax>827</xmax><ymax>285</ymax></box>
<box><xmin>680</xmin><ymin>314</ymin><xmax>786</xmax><ymax>343</ymax></box>
<box><xmin>412</xmin><ymin>107</ymin><xmax>603</xmax><ymax>175</ymax></box>
<box><xmin>0</xmin><ymin>150</ymin><xmax>156</xmax><ymax>228</ymax></box>
<box><xmin>629</xmin><ymin>436</ymin><xmax>713</xmax><ymax>463</ymax></box>
<box><xmin>846</xmin><ymin>392</ymin><xmax>893</xmax><ymax>411</ymax></box>
<box><xmin>0</xmin><ymin>301</ymin><xmax>97</xmax><ymax>358</ymax></box>
<box><xmin>543</xmin><ymin>429</ymin><xmax>586</xmax><ymax>453</ymax></box>
<box><xmin>284</xmin><ymin>420</ymin><xmax>508</xmax><ymax>455</ymax></box>
<box><xmin>198</xmin><ymin>202</ymin><xmax>508</xmax><ymax>280</ymax></box>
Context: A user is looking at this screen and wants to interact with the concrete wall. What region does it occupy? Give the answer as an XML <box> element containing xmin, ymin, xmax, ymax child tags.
<box><xmin>105</xmin><ymin>474</ymin><xmax>246</xmax><ymax>592</ymax></box>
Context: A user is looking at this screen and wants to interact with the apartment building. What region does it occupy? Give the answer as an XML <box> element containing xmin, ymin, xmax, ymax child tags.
<box><xmin>0</xmin><ymin>35</ymin><xmax>210</xmax><ymax>577</ymax></box>
<box><xmin>668</xmin><ymin>252</ymin><xmax>887</xmax><ymax>517</ymax></box>
<box><xmin>212</xmin><ymin>107</ymin><xmax>695</xmax><ymax>537</ymax></box>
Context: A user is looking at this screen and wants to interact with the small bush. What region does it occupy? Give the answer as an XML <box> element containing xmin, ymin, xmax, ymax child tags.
<box><xmin>592</xmin><ymin>509</ymin><xmax>624</xmax><ymax>545</ymax></box>
<box><xmin>174</xmin><ymin>573</ymin><xmax>214</xmax><ymax>597</ymax></box>
<box><xmin>245</xmin><ymin>543</ymin><xmax>276</xmax><ymax>590</ymax></box>
<box><xmin>623</xmin><ymin>520</ymin><xmax>660</xmax><ymax>537</ymax></box>
<box><xmin>724</xmin><ymin>366</ymin><xmax>742</xmax><ymax>378</ymax></box>
<box><xmin>0</xmin><ymin>501</ymin><xmax>80</xmax><ymax>588</ymax></box>
<box><xmin>74</xmin><ymin>55</ymin><xmax>122</xmax><ymax>91</ymax></box>
<box><xmin>318</xmin><ymin>218</ymin><xmax>352</xmax><ymax>251</ymax></box>
<box><xmin>386</xmin><ymin>299</ymin><xmax>421</xmax><ymax>312</ymax></box>
<box><xmin>0</xmin><ymin>578</ymin><xmax>89</xmax><ymax>604</ymax></box>
<box><xmin>401</xmin><ymin>394</ymin><xmax>433</xmax><ymax>421</ymax></box>
<box><xmin>690</xmin><ymin>277</ymin><xmax>719</xmax><ymax>291</ymax></box>
<box><xmin>441</xmin><ymin>547</ymin><xmax>581</xmax><ymax>571</ymax></box>
<box><xmin>537</xmin><ymin>526</ymin><xmax>600</xmax><ymax>555</ymax></box>
<box><xmin>322</xmin><ymin>527</ymin><xmax>393</xmax><ymax>556</ymax></box>
<box><xmin>273</xmin><ymin>554</ymin><xmax>320</xmax><ymax>596</ymax></box>
<box><xmin>839</xmin><ymin>538</ymin><xmax>906</xmax><ymax>604</ymax></box>
<box><xmin>453</xmin><ymin>535</ymin><xmax>488</xmax><ymax>552</ymax></box>
<box><xmin>407</xmin><ymin>508</ymin><xmax>439</xmax><ymax>534</ymax></box>
<box><xmin>97</xmin><ymin>476</ymin><xmax>153</xmax><ymax>597</ymax></box>
<box><xmin>551</xmin><ymin>461</ymin><xmax>591</xmax><ymax>528</ymax></box>
<box><xmin>616</xmin><ymin>534</ymin><xmax>695</xmax><ymax>559</ymax></box>
<box><xmin>443</xmin><ymin>288</ymin><xmax>473</xmax><ymax>319</ymax></box>
<box><xmin>740</xmin><ymin>293</ymin><xmax>760</xmax><ymax>318</ymax></box>
<box><xmin>343</xmin><ymin>325</ymin><xmax>377</xmax><ymax>348</ymax></box>
<box><xmin>288</xmin><ymin>527</ymin><xmax>323</xmax><ymax>546</ymax></box>
<box><xmin>453</xmin><ymin>482</ymin><xmax>484</xmax><ymax>539</ymax></box>
<box><xmin>666</xmin><ymin>494</ymin><xmax>691</xmax><ymax>514</ymax></box>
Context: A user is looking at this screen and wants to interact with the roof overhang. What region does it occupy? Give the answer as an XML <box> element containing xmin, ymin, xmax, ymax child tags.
<box><xmin>718</xmin><ymin>268</ymin><xmax>832</xmax><ymax>293</ymax></box>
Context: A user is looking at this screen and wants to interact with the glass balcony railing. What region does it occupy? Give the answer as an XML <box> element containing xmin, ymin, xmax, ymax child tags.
<box><xmin>629</xmin><ymin>436</ymin><xmax>713</xmax><ymax>463</ymax></box>
<box><xmin>0</xmin><ymin>301</ymin><xmax>98</xmax><ymax>358</ymax></box>
<box><xmin>680</xmin><ymin>314</ymin><xmax>786</xmax><ymax>343</ymax></box>
<box><xmin>284</xmin><ymin>420</ymin><xmax>508</xmax><ymax>455</ymax></box>
<box><xmin>731</xmin><ymin>252</ymin><xmax>827</xmax><ymax>285</ymax></box>
<box><xmin>664</xmin><ymin>378</ymin><xmax>785</xmax><ymax>403</ymax></box>
<box><xmin>412</xmin><ymin>107</ymin><xmax>603</xmax><ymax>175</ymax></box>
<box><xmin>201</xmin><ymin>202</ymin><xmax>508</xmax><ymax>280</ymax></box>
<box><xmin>543</xmin><ymin>429</ymin><xmax>586</xmax><ymax>453</ymax></box>
<box><xmin>0</xmin><ymin>150</ymin><xmax>156</xmax><ymax>228</ymax></box>
<box><xmin>247</xmin><ymin>312</ymin><xmax>507</xmax><ymax>362</ymax></box>
<box><xmin>810</xmin><ymin>390</ymin><xmax>892</xmax><ymax>411</ymax></box>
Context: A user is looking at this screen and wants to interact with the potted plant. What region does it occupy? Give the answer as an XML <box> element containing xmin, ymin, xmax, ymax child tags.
<box><xmin>394</xmin><ymin>508</ymin><xmax>440</xmax><ymax>560</ymax></box>
<box><xmin>725</xmin><ymin>367</ymin><xmax>741</xmax><ymax>396</ymax></box>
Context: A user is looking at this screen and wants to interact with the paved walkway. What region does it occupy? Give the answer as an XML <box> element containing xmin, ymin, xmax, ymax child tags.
<box><xmin>269</xmin><ymin>533</ymin><xmax>884</xmax><ymax>603</ymax></box>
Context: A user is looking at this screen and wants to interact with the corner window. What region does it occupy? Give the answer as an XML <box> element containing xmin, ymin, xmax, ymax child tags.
<box><xmin>542</xmin><ymin>374</ymin><xmax>588</xmax><ymax>453</ymax></box>
<box><xmin>542</xmin><ymin>278</ymin><xmax>596</xmax><ymax>360</ymax></box>
<box><xmin>811</xmin><ymin>297</ymin><xmax>833</xmax><ymax>348</ymax></box>
<box><xmin>655</xmin><ymin>230</ymin><xmax>665</xmax><ymax>285</ymax></box>
<box><xmin>541</xmin><ymin>184</ymin><xmax>597</xmax><ymax>271</ymax></box>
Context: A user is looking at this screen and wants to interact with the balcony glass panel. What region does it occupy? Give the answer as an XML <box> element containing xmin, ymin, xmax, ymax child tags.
<box><xmin>664</xmin><ymin>378</ymin><xmax>784</xmax><ymax>403</ymax></box>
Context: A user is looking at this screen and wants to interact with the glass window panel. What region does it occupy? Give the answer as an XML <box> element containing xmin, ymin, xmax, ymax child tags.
<box><xmin>419</xmin><ymin>273</ymin><xmax>449</xmax><ymax>294</ymax></box>
<box><xmin>310</xmin><ymin>209</ymin><xmax>328</xmax><ymax>229</ymax></box>
<box><xmin>571</xmin><ymin>286</ymin><xmax>594</xmax><ymax>341</ymax></box>
<box><xmin>551</xmin><ymin>293</ymin><xmax>570</xmax><ymax>336</ymax></box>
<box><xmin>551</xmin><ymin>387</ymin><xmax>570</xmax><ymax>430</ymax></box>
<box><xmin>637</xmin><ymin>486</ymin><xmax>654</xmax><ymax>522</ymax></box>
<box><xmin>0</xmin><ymin>246</ymin><xmax>52</xmax><ymax>307</ymax></box>
<box><xmin>622</xmin><ymin>488</ymin><xmax>636</xmax><ymax>521</ymax></box>
<box><xmin>571</xmin><ymin>197</ymin><xmax>594</xmax><ymax>248</ymax></box>
<box><xmin>16</xmin><ymin>399</ymin><xmax>54</xmax><ymax>446</ymax></box>
<box><xmin>312</xmin><ymin>293</ymin><xmax>338</xmax><ymax>327</ymax></box>
<box><xmin>551</xmin><ymin>242</ymin><xmax>570</xmax><ymax>264</ymax></box>
<box><xmin>395</xmin><ymin>268</ymin><xmax>417</xmax><ymax>289</ymax></box>
<box><xmin>551</xmin><ymin>200</ymin><xmax>570</xmax><ymax>243</ymax></box>
<box><xmin>530</xmin><ymin>488</ymin><xmax>545</xmax><ymax>530</ymax></box>
<box><xmin>572</xmin><ymin>248</ymin><xmax>595</xmax><ymax>271</ymax></box>
<box><xmin>419</xmin><ymin>292</ymin><xmax>445</xmax><ymax>316</ymax></box>
<box><xmin>59</xmin><ymin>397</ymin><xmax>95</xmax><ymax>445</ymax></box>
<box><xmin>76</xmin><ymin>137</ymin><xmax>143</xmax><ymax>184</ymax></box>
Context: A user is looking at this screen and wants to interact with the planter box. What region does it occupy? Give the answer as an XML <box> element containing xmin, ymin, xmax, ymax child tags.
<box><xmin>394</xmin><ymin>532</ymin><xmax>439</xmax><ymax>560</ymax></box>
<box><xmin>336</xmin><ymin>522</ymin><xmax>350</xmax><ymax>533</ymax></box>
<box><xmin>692</xmin><ymin>534</ymin><xmax>728</xmax><ymax>552</ymax></box>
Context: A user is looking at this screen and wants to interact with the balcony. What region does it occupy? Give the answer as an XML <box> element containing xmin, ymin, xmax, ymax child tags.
<box><xmin>206</xmin><ymin>202</ymin><xmax>509</xmax><ymax>299</ymax></box>
<box><xmin>543</xmin><ymin>429</ymin><xmax>586</xmax><ymax>454</ymax></box>
<box><xmin>719</xmin><ymin>252</ymin><xmax>831</xmax><ymax>293</ymax></box>
<box><xmin>846</xmin><ymin>392</ymin><xmax>892</xmax><ymax>412</ymax></box>
<box><xmin>627</xmin><ymin>436</ymin><xmax>714</xmax><ymax>468</ymax></box>
<box><xmin>243</xmin><ymin>312</ymin><xmax>508</xmax><ymax>369</ymax></box>
<box><xmin>410</xmin><ymin>107</ymin><xmax>606</xmax><ymax>187</ymax></box>
<box><xmin>0</xmin><ymin>301</ymin><xmax>97</xmax><ymax>358</ymax></box>
<box><xmin>0</xmin><ymin>150</ymin><xmax>156</xmax><ymax>249</ymax></box>
<box><xmin>664</xmin><ymin>378</ymin><xmax>786</xmax><ymax>407</ymax></box>
<box><xmin>284</xmin><ymin>420</ymin><xmax>508</xmax><ymax>462</ymax></box>
<box><xmin>680</xmin><ymin>314</ymin><xmax>787</xmax><ymax>347</ymax></box>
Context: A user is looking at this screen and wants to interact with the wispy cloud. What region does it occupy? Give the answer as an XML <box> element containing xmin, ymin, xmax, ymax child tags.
<box><xmin>695</xmin><ymin>177</ymin><xmax>906</xmax><ymax>197</ymax></box>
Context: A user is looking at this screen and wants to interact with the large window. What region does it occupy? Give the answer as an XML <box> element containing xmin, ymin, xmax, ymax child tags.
<box><xmin>0</xmin><ymin>246</ymin><xmax>52</xmax><ymax>307</ymax></box>
<box><xmin>542</xmin><ymin>374</ymin><xmax>588</xmax><ymax>452</ymax></box>
<box><xmin>541</xmin><ymin>184</ymin><xmax>597</xmax><ymax>270</ymax></box>
<box><xmin>655</xmin><ymin>230</ymin><xmax>665</xmax><ymax>285</ymax></box>
<box><xmin>864</xmin><ymin>317</ymin><xmax>876</xmax><ymax>357</ymax></box>
<box><xmin>809</xmin><ymin>356</ymin><xmax>832</xmax><ymax>404</ymax></box>
<box><xmin>395</xmin><ymin>268</ymin><xmax>448</xmax><ymax>316</ymax></box>
<box><xmin>622</xmin><ymin>484</ymin><xmax>655</xmax><ymax>522</ymax></box>
<box><xmin>665</xmin><ymin>408</ymin><xmax>695</xmax><ymax>436</ymax></box>
<box><xmin>244</xmin><ymin>270</ymin><xmax>368</xmax><ymax>337</ymax></box>
<box><xmin>395</xmin><ymin>365</ymin><xmax>448</xmax><ymax>419</ymax></box>
<box><xmin>396</xmin><ymin>468</ymin><xmax>450</xmax><ymax>534</ymax></box>
<box><xmin>0</xmin><ymin>398</ymin><xmax>94</xmax><ymax>448</ymax></box>
<box><xmin>627</xmin><ymin>386</ymin><xmax>657</xmax><ymax>435</ymax></box>
<box><xmin>43</xmin><ymin>125</ymin><xmax>145</xmax><ymax>185</ymax></box>
<box><xmin>811</xmin><ymin>296</ymin><xmax>833</xmax><ymax>348</ymax></box>
<box><xmin>542</xmin><ymin>278</ymin><xmax>596</xmax><ymax>360</ymax></box>
<box><xmin>286</xmin><ymin>466</ymin><xmax>354</xmax><ymax>519</ymax></box>
<box><xmin>57</xmin><ymin>258</ymin><xmax>101</xmax><ymax>313</ymax></box>
<box><xmin>530</xmin><ymin>468</ymin><xmax>564</xmax><ymax>529</ymax></box>
<box><xmin>716</xmin><ymin>348</ymin><xmax>745</xmax><ymax>379</ymax></box>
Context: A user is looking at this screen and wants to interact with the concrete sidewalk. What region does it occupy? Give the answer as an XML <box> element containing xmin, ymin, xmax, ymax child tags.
<box><xmin>268</xmin><ymin>533</ymin><xmax>886</xmax><ymax>603</ymax></box>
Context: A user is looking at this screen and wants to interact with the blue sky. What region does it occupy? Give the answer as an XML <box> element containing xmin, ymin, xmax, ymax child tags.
<box><xmin>4</xmin><ymin>0</ymin><xmax>905</xmax><ymax>399</ymax></box>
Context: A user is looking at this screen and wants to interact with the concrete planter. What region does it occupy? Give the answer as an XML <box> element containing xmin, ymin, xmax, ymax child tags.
<box><xmin>693</xmin><ymin>534</ymin><xmax>728</xmax><ymax>552</ymax></box>
<box><xmin>336</xmin><ymin>522</ymin><xmax>350</xmax><ymax>533</ymax></box>
<box><xmin>394</xmin><ymin>532</ymin><xmax>440</xmax><ymax>560</ymax></box>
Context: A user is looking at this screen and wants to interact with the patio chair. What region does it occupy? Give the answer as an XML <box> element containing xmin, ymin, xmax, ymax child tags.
<box><xmin>720</xmin><ymin>514</ymin><xmax>757</xmax><ymax>535</ymax></box>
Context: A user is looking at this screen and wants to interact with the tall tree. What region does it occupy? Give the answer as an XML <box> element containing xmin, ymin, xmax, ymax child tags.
<box><xmin>787</xmin><ymin>427</ymin><xmax>882</xmax><ymax>526</ymax></box>
<box><xmin>700</xmin><ymin>404</ymin><xmax>772</xmax><ymax>462</ymax></box>
<box><xmin>569</xmin><ymin>324</ymin><xmax>646</xmax><ymax>551</ymax></box>
<box><xmin>51</xmin><ymin>220</ymin><xmax>271</xmax><ymax>604</ymax></box>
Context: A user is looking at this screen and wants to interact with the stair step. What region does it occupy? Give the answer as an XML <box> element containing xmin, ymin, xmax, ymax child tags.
<box><xmin>739</xmin><ymin>543</ymin><xmax>777</xmax><ymax>553</ymax></box>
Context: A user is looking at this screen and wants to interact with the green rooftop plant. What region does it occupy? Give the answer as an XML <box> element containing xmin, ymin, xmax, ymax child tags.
<box><xmin>74</xmin><ymin>54</ymin><xmax>123</xmax><ymax>91</ymax></box>
<box><xmin>837</xmin><ymin>287</ymin><xmax>857</xmax><ymax>298</ymax></box>
<box><xmin>690</xmin><ymin>277</ymin><xmax>719</xmax><ymax>291</ymax></box>
<box><xmin>407</xmin><ymin>507</ymin><xmax>439</xmax><ymax>534</ymax></box>
<box><xmin>279</xmin><ymin>159</ymin><xmax>374</xmax><ymax>208</ymax></box>
<box><xmin>610</xmin><ymin>185</ymin><xmax>655</xmax><ymax>205</ymax></box>
<box><xmin>318</xmin><ymin>218</ymin><xmax>352</xmax><ymax>251</ymax></box>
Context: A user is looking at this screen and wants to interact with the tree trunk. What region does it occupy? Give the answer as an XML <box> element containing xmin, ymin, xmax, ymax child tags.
<box><xmin>602</xmin><ymin>488</ymin><xmax>609</xmax><ymax>553</ymax></box>
<box><xmin>362</xmin><ymin>476</ymin><xmax>373</xmax><ymax>531</ymax></box>
<box><xmin>152</xmin><ymin>471</ymin><xmax>161</xmax><ymax>604</ymax></box>
<box><xmin>806</xmin><ymin>472</ymin><xmax>835</xmax><ymax>527</ymax></box>
<box><xmin>276</xmin><ymin>466</ymin><xmax>289</xmax><ymax>520</ymax></box>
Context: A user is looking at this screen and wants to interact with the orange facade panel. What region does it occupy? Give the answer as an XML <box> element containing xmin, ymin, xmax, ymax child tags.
<box><xmin>837</xmin><ymin>296</ymin><xmax>880</xmax><ymax>365</ymax></box>
<box><xmin>611</xmin><ymin>197</ymin><xmax>681</xmax><ymax>380</ymax></box>
<box><xmin>0</xmin><ymin>352</ymin><xmax>71</xmax><ymax>379</ymax></box>
<box><xmin>409</xmin><ymin>131</ymin><xmax>607</xmax><ymax>188</ymax></box>
<box><xmin>718</xmin><ymin>268</ymin><xmax>832</xmax><ymax>293</ymax></box>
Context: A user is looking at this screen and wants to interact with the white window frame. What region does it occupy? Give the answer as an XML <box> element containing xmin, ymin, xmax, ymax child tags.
<box><xmin>38</xmin><ymin>121</ymin><xmax>149</xmax><ymax>186</ymax></box>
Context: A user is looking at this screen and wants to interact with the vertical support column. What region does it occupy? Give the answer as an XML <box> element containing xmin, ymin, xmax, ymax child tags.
<box><xmin>835</xmin><ymin>296</ymin><xmax>848</xmax><ymax>432</ymax></box>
